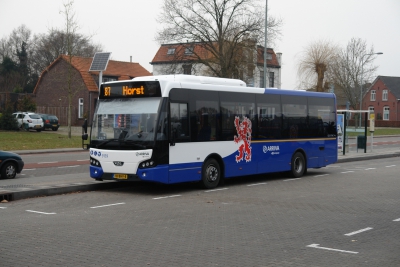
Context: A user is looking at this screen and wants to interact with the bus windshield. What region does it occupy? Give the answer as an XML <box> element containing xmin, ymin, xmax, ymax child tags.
<box><xmin>91</xmin><ymin>98</ymin><xmax>162</xmax><ymax>149</ymax></box>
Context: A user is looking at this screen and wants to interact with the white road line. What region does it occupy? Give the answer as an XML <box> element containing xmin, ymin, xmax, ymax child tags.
<box><xmin>344</xmin><ymin>227</ymin><xmax>373</xmax><ymax>236</ymax></box>
<box><xmin>283</xmin><ymin>178</ymin><xmax>301</xmax><ymax>182</ymax></box>
<box><xmin>0</xmin><ymin>207</ymin><xmax>7</xmax><ymax>209</ymax></box>
<box><xmin>341</xmin><ymin>171</ymin><xmax>354</xmax><ymax>174</ymax></box>
<box><xmin>204</xmin><ymin>188</ymin><xmax>228</xmax><ymax>192</ymax></box>
<box><xmin>314</xmin><ymin>174</ymin><xmax>329</xmax><ymax>177</ymax></box>
<box><xmin>23</xmin><ymin>169</ymin><xmax>36</xmax><ymax>171</ymax></box>
<box><xmin>26</xmin><ymin>210</ymin><xmax>56</xmax><ymax>215</ymax></box>
<box><xmin>307</xmin><ymin>244</ymin><xmax>358</xmax><ymax>254</ymax></box>
<box><xmin>90</xmin><ymin>202</ymin><xmax>125</xmax><ymax>208</ymax></box>
<box><xmin>247</xmin><ymin>182</ymin><xmax>267</xmax><ymax>187</ymax></box>
<box><xmin>386</xmin><ymin>165</ymin><xmax>396</xmax><ymax>168</ymax></box>
<box><xmin>38</xmin><ymin>161</ymin><xmax>58</xmax><ymax>164</ymax></box>
<box><xmin>393</xmin><ymin>218</ymin><xmax>400</xmax><ymax>222</ymax></box>
<box><xmin>153</xmin><ymin>195</ymin><xmax>181</xmax><ymax>200</ymax></box>
<box><xmin>77</xmin><ymin>159</ymin><xmax>88</xmax><ymax>161</ymax></box>
<box><xmin>58</xmin><ymin>165</ymin><xmax>79</xmax><ymax>168</ymax></box>
<box><xmin>365</xmin><ymin>168</ymin><xmax>376</xmax><ymax>171</ymax></box>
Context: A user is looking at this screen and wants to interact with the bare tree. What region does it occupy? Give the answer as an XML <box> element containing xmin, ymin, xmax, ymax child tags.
<box><xmin>156</xmin><ymin>0</ymin><xmax>282</xmax><ymax>79</ymax></box>
<box><xmin>329</xmin><ymin>38</ymin><xmax>378</xmax><ymax>110</ymax></box>
<box><xmin>296</xmin><ymin>40</ymin><xmax>339</xmax><ymax>92</ymax></box>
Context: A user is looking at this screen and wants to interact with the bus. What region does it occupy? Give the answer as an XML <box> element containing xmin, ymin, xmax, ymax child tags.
<box><xmin>83</xmin><ymin>75</ymin><xmax>337</xmax><ymax>189</ymax></box>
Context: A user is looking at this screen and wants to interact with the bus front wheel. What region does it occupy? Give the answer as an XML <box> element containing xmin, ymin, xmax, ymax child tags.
<box><xmin>291</xmin><ymin>152</ymin><xmax>306</xmax><ymax>178</ymax></box>
<box><xmin>201</xmin><ymin>158</ymin><xmax>220</xmax><ymax>189</ymax></box>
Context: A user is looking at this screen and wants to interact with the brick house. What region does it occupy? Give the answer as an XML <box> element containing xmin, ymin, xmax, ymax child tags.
<box><xmin>363</xmin><ymin>76</ymin><xmax>400</xmax><ymax>123</ymax></box>
<box><xmin>150</xmin><ymin>42</ymin><xmax>282</xmax><ymax>88</ymax></box>
<box><xmin>33</xmin><ymin>55</ymin><xmax>151</xmax><ymax>126</ymax></box>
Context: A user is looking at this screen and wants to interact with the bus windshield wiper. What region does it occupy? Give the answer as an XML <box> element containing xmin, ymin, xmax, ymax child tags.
<box><xmin>123</xmin><ymin>140</ymin><xmax>146</xmax><ymax>148</ymax></box>
<box><xmin>96</xmin><ymin>139</ymin><xmax>119</xmax><ymax>148</ymax></box>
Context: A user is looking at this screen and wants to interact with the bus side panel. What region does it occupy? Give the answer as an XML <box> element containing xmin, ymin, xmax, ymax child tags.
<box><xmin>168</xmin><ymin>162</ymin><xmax>202</xmax><ymax>184</ymax></box>
<box><xmin>255</xmin><ymin>142</ymin><xmax>290</xmax><ymax>174</ymax></box>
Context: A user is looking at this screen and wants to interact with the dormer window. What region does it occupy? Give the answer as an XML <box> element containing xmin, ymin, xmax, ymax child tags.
<box><xmin>185</xmin><ymin>47</ymin><xmax>194</xmax><ymax>54</ymax></box>
<box><xmin>167</xmin><ymin>48</ymin><xmax>176</xmax><ymax>55</ymax></box>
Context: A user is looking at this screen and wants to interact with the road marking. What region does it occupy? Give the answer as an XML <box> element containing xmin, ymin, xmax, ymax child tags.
<box><xmin>90</xmin><ymin>202</ymin><xmax>125</xmax><ymax>208</ymax></box>
<box><xmin>393</xmin><ymin>218</ymin><xmax>400</xmax><ymax>222</ymax></box>
<box><xmin>77</xmin><ymin>159</ymin><xmax>88</xmax><ymax>162</ymax></box>
<box><xmin>38</xmin><ymin>161</ymin><xmax>58</xmax><ymax>164</ymax></box>
<box><xmin>314</xmin><ymin>174</ymin><xmax>329</xmax><ymax>177</ymax></box>
<box><xmin>341</xmin><ymin>171</ymin><xmax>354</xmax><ymax>174</ymax></box>
<box><xmin>365</xmin><ymin>168</ymin><xmax>376</xmax><ymax>171</ymax></box>
<box><xmin>205</xmin><ymin>188</ymin><xmax>228</xmax><ymax>192</ymax></box>
<box><xmin>153</xmin><ymin>195</ymin><xmax>181</xmax><ymax>200</ymax></box>
<box><xmin>0</xmin><ymin>207</ymin><xmax>6</xmax><ymax>209</ymax></box>
<box><xmin>23</xmin><ymin>168</ymin><xmax>36</xmax><ymax>171</ymax></box>
<box><xmin>58</xmin><ymin>165</ymin><xmax>79</xmax><ymax>168</ymax></box>
<box><xmin>26</xmin><ymin>210</ymin><xmax>56</xmax><ymax>215</ymax></box>
<box><xmin>385</xmin><ymin>165</ymin><xmax>396</xmax><ymax>168</ymax></box>
<box><xmin>247</xmin><ymin>182</ymin><xmax>267</xmax><ymax>187</ymax></box>
<box><xmin>283</xmin><ymin>178</ymin><xmax>301</xmax><ymax>182</ymax></box>
<box><xmin>344</xmin><ymin>227</ymin><xmax>373</xmax><ymax>236</ymax></box>
<box><xmin>307</xmin><ymin>244</ymin><xmax>358</xmax><ymax>254</ymax></box>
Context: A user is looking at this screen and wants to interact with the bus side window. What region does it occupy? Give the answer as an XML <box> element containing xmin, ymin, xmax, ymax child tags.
<box><xmin>170</xmin><ymin>102</ymin><xmax>189</xmax><ymax>141</ymax></box>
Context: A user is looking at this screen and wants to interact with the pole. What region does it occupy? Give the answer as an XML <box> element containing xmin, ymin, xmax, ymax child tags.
<box><xmin>263</xmin><ymin>0</ymin><xmax>268</xmax><ymax>88</ymax></box>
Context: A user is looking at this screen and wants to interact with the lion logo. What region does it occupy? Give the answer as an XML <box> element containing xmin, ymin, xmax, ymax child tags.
<box><xmin>234</xmin><ymin>116</ymin><xmax>252</xmax><ymax>163</ymax></box>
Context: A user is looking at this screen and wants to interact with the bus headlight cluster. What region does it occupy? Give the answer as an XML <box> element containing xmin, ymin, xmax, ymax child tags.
<box><xmin>90</xmin><ymin>157</ymin><xmax>102</xmax><ymax>167</ymax></box>
<box><xmin>139</xmin><ymin>160</ymin><xmax>156</xmax><ymax>169</ymax></box>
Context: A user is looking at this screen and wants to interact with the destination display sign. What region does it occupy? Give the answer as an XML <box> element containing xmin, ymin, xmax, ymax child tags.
<box><xmin>99</xmin><ymin>81</ymin><xmax>161</xmax><ymax>99</ymax></box>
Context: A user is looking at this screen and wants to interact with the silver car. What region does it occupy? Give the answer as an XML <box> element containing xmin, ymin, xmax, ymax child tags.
<box><xmin>13</xmin><ymin>112</ymin><xmax>44</xmax><ymax>132</ymax></box>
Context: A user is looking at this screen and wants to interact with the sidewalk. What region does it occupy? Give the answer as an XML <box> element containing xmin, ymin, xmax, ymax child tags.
<box><xmin>1</xmin><ymin>141</ymin><xmax>399</xmax><ymax>202</ymax></box>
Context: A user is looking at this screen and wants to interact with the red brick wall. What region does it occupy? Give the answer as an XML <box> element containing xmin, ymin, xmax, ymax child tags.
<box><xmin>363</xmin><ymin>78</ymin><xmax>400</xmax><ymax>122</ymax></box>
<box><xmin>35</xmin><ymin>60</ymin><xmax>98</xmax><ymax>126</ymax></box>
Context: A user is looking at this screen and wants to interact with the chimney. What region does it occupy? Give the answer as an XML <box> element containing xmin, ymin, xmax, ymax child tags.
<box><xmin>276</xmin><ymin>52</ymin><xmax>282</xmax><ymax>66</ymax></box>
<box><xmin>130</xmin><ymin>56</ymin><xmax>132</xmax><ymax>62</ymax></box>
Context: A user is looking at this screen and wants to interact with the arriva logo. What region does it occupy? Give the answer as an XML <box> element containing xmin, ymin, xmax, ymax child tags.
<box><xmin>263</xmin><ymin>145</ymin><xmax>280</xmax><ymax>153</ymax></box>
<box><xmin>136</xmin><ymin>152</ymin><xmax>150</xmax><ymax>156</ymax></box>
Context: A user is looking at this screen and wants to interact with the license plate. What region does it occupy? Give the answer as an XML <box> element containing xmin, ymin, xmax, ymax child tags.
<box><xmin>52</xmin><ymin>124</ymin><xmax>57</xmax><ymax>127</ymax></box>
<box><xmin>113</xmin><ymin>174</ymin><xmax>128</xmax><ymax>179</ymax></box>
<box><xmin>35</xmin><ymin>125</ymin><xmax>41</xmax><ymax>128</ymax></box>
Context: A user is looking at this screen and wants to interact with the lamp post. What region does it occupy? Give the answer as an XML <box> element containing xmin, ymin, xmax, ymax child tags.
<box><xmin>359</xmin><ymin>52</ymin><xmax>383</xmax><ymax>127</ymax></box>
<box><xmin>263</xmin><ymin>0</ymin><xmax>268</xmax><ymax>88</ymax></box>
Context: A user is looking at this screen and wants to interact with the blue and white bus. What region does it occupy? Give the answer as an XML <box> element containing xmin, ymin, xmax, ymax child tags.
<box><xmin>84</xmin><ymin>75</ymin><xmax>337</xmax><ymax>189</ymax></box>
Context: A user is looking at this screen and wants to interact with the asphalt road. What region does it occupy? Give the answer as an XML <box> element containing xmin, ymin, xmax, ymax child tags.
<box><xmin>1</xmin><ymin>157</ymin><xmax>400</xmax><ymax>266</ymax></box>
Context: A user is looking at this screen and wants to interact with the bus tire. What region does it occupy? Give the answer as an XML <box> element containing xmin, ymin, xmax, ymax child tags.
<box><xmin>291</xmin><ymin>152</ymin><xmax>305</xmax><ymax>178</ymax></box>
<box><xmin>201</xmin><ymin>158</ymin><xmax>220</xmax><ymax>189</ymax></box>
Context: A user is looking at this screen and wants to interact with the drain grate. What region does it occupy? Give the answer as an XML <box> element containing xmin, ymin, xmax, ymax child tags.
<box><xmin>0</xmin><ymin>184</ymin><xmax>32</xmax><ymax>189</ymax></box>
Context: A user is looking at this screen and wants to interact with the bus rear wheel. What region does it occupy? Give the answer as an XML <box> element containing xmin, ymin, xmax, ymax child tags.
<box><xmin>201</xmin><ymin>158</ymin><xmax>220</xmax><ymax>189</ymax></box>
<box><xmin>291</xmin><ymin>152</ymin><xmax>306</xmax><ymax>178</ymax></box>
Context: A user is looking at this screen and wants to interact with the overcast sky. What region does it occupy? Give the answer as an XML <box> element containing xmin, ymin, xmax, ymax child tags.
<box><xmin>1</xmin><ymin>0</ymin><xmax>399</xmax><ymax>89</ymax></box>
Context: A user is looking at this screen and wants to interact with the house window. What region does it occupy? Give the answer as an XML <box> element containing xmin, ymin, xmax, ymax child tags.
<box><xmin>382</xmin><ymin>90</ymin><xmax>388</xmax><ymax>101</ymax></box>
<box><xmin>167</xmin><ymin>48</ymin><xmax>176</xmax><ymax>55</ymax></box>
<box><xmin>260</xmin><ymin>71</ymin><xmax>265</xmax><ymax>87</ymax></box>
<box><xmin>79</xmin><ymin>98</ymin><xmax>84</xmax><ymax>119</ymax></box>
<box><xmin>182</xmin><ymin>64</ymin><xmax>192</xmax><ymax>75</ymax></box>
<box><xmin>368</xmin><ymin>106</ymin><xmax>374</xmax><ymax>120</ymax></box>
<box><xmin>370</xmin><ymin>90</ymin><xmax>376</xmax><ymax>101</ymax></box>
<box><xmin>184</xmin><ymin>47</ymin><xmax>194</xmax><ymax>54</ymax></box>
<box><xmin>269</xmin><ymin>72</ymin><xmax>275</xmax><ymax>88</ymax></box>
<box><xmin>267</xmin><ymin>53</ymin><xmax>272</xmax><ymax>60</ymax></box>
<box><xmin>383</xmin><ymin>106</ymin><xmax>390</xmax><ymax>120</ymax></box>
<box><xmin>102</xmin><ymin>77</ymin><xmax>117</xmax><ymax>82</ymax></box>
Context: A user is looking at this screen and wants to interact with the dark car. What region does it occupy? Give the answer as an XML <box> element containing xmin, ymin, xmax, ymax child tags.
<box><xmin>38</xmin><ymin>114</ymin><xmax>60</xmax><ymax>131</ymax></box>
<box><xmin>0</xmin><ymin>151</ymin><xmax>24</xmax><ymax>179</ymax></box>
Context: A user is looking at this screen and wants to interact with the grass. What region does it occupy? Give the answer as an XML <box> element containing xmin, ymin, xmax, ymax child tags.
<box><xmin>1</xmin><ymin>127</ymin><xmax>399</xmax><ymax>151</ymax></box>
<box><xmin>0</xmin><ymin>131</ymin><xmax>83</xmax><ymax>151</ymax></box>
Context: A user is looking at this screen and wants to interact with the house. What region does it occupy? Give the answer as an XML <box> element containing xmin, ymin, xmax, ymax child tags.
<box><xmin>150</xmin><ymin>42</ymin><xmax>282</xmax><ymax>88</ymax></box>
<box><xmin>33</xmin><ymin>55</ymin><xmax>151</xmax><ymax>126</ymax></box>
<box><xmin>363</xmin><ymin>76</ymin><xmax>400</xmax><ymax>124</ymax></box>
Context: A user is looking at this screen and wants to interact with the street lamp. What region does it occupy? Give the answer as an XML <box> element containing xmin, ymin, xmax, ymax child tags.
<box><xmin>359</xmin><ymin>52</ymin><xmax>383</xmax><ymax>127</ymax></box>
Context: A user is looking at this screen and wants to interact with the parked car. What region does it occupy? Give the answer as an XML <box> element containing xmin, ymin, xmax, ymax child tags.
<box><xmin>38</xmin><ymin>113</ymin><xmax>60</xmax><ymax>131</ymax></box>
<box><xmin>13</xmin><ymin>112</ymin><xmax>44</xmax><ymax>132</ymax></box>
<box><xmin>0</xmin><ymin>150</ymin><xmax>24</xmax><ymax>179</ymax></box>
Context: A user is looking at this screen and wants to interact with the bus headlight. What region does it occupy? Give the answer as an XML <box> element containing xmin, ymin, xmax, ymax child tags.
<box><xmin>139</xmin><ymin>160</ymin><xmax>156</xmax><ymax>169</ymax></box>
<box><xmin>90</xmin><ymin>157</ymin><xmax>102</xmax><ymax>167</ymax></box>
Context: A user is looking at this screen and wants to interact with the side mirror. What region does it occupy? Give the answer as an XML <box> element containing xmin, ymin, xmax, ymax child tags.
<box><xmin>82</xmin><ymin>133</ymin><xmax>88</xmax><ymax>140</ymax></box>
<box><xmin>82</xmin><ymin>119</ymin><xmax>88</xmax><ymax>134</ymax></box>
